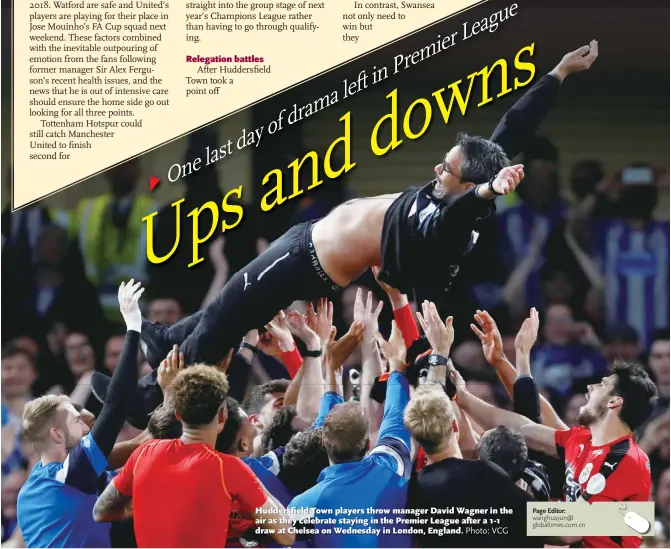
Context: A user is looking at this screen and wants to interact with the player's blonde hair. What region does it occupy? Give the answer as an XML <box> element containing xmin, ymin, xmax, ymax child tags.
<box><xmin>22</xmin><ymin>394</ymin><xmax>69</xmax><ymax>444</ymax></box>
<box><xmin>404</xmin><ymin>384</ymin><xmax>456</xmax><ymax>454</ymax></box>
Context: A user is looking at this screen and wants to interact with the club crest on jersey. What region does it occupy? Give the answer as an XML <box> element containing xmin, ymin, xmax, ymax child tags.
<box><xmin>578</xmin><ymin>463</ymin><xmax>593</xmax><ymax>484</ymax></box>
<box><xmin>586</xmin><ymin>473</ymin><xmax>606</xmax><ymax>495</ymax></box>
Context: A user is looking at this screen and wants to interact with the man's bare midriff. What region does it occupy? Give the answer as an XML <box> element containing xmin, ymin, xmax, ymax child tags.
<box><xmin>311</xmin><ymin>193</ymin><xmax>401</xmax><ymax>287</ymax></box>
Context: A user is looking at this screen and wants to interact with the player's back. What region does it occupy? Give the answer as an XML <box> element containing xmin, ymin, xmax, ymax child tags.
<box><xmin>128</xmin><ymin>439</ymin><xmax>237</xmax><ymax>548</ymax></box>
<box><xmin>312</xmin><ymin>194</ymin><xmax>399</xmax><ymax>286</ymax></box>
<box><xmin>289</xmin><ymin>451</ymin><xmax>410</xmax><ymax>548</ymax></box>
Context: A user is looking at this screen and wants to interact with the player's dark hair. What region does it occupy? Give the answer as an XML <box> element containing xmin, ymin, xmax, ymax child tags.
<box><xmin>243</xmin><ymin>379</ymin><xmax>290</xmax><ymax>416</ymax></box>
<box><xmin>280</xmin><ymin>428</ymin><xmax>329</xmax><ymax>495</ymax></box>
<box><xmin>610</xmin><ymin>360</ymin><xmax>658</xmax><ymax>431</ymax></box>
<box><xmin>477</xmin><ymin>425</ymin><xmax>528</xmax><ymax>481</ymax></box>
<box><xmin>455</xmin><ymin>133</ymin><xmax>510</xmax><ymax>185</ymax></box>
<box><xmin>148</xmin><ymin>403</ymin><xmax>182</xmax><ymax>440</ymax></box>
<box><xmin>261</xmin><ymin>406</ymin><xmax>301</xmax><ymax>453</ymax></box>
<box><xmin>171</xmin><ymin>365</ymin><xmax>229</xmax><ymax>427</ymax></box>
<box><xmin>215</xmin><ymin>397</ymin><xmax>245</xmax><ymax>454</ymax></box>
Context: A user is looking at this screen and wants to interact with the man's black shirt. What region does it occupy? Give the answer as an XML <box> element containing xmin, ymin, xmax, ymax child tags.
<box><xmin>407</xmin><ymin>458</ymin><xmax>544</xmax><ymax>548</ymax></box>
<box><xmin>378</xmin><ymin>74</ymin><xmax>562</xmax><ymax>296</ymax></box>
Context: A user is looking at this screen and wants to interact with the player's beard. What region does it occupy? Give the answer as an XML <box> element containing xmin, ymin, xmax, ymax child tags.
<box><xmin>577</xmin><ymin>399</ymin><xmax>607</xmax><ymax>427</ymax></box>
<box><xmin>64</xmin><ymin>432</ymin><xmax>81</xmax><ymax>453</ymax></box>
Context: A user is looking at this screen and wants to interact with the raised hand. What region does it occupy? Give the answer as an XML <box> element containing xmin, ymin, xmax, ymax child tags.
<box><xmin>492</xmin><ymin>165</ymin><xmax>524</xmax><ymax>195</ymax></box>
<box><xmin>325</xmin><ymin>322</ymin><xmax>365</xmax><ymax>374</ymax></box>
<box><xmin>450</xmin><ymin>367</ymin><xmax>467</xmax><ymax>397</ymax></box>
<box><xmin>416</xmin><ymin>300</ymin><xmax>454</xmax><ymax>357</ymax></box>
<box><xmin>243</xmin><ymin>329</ymin><xmax>259</xmax><ymax>348</ymax></box>
<box><xmin>208</xmin><ymin>235</ymin><xmax>229</xmax><ymax>274</ymax></box>
<box><xmin>157</xmin><ymin>344</ymin><xmax>185</xmax><ymax>395</ymax></box>
<box><xmin>470</xmin><ymin>310</ymin><xmax>504</xmax><ymax>364</ymax></box>
<box><xmin>552</xmin><ymin>40</ymin><xmax>599</xmax><ymax>80</ymax></box>
<box><xmin>375</xmin><ymin>320</ymin><xmax>407</xmax><ymax>370</ymax></box>
<box><xmin>354</xmin><ymin>288</ymin><xmax>384</xmax><ymax>345</ymax></box>
<box><xmin>515</xmin><ymin>307</ymin><xmax>540</xmax><ymax>355</ymax></box>
<box><xmin>118</xmin><ymin>278</ymin><xmax>144</xmax><ymax>333</ymax></box>
<box><xmin>285</xmin><ymin>311</ymin><xmax>320</xmax><ymax>350</ymax></box>
<box><xmin>264</xmin><ymin>311</ymin><xmax>295</xmax><ymax>352</ymax></box>
<box><xmin>305</xmin><ymin>298</ymin><xmax>334</xmax><ymax>349</ymax></box>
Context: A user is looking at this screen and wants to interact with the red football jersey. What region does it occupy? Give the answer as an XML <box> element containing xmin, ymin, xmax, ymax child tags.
<box><xmin>555</xmin><ymin>426</ymin><xmax>652</xmax><ymax>549</ymax></box>
<box><xmin>114</xmin><ymin>439</ymin><xmax>268</xmax><ymax>548</ymax></box>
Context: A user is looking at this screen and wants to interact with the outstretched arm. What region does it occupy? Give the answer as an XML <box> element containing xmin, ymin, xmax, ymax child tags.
<box><xmin>91</xmin><ymin>281</ymin><xmax>144</xmax><ymax>457</ymax></box>
<box><xmin>471</xmin><ymin>309</ymin><xmax>568</xmax><ymax>430</ymax></box>
<box><xmin>490</xmin><ymin>41</ymin><xmax>599</xmax><ymax>159</ymax></box>
<box><xmin>453</xmin><ymin>369</ymin><xmax>558</xmax><ymax>458</ymax></box>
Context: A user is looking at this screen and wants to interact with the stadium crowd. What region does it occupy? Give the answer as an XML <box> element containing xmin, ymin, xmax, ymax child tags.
<box><xmin>0</xmin><ymin>134</ymin><xmax>669</xmax><ymax>548</ymax></box>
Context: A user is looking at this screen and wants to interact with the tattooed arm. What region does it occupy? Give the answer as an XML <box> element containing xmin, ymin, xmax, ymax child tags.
<box><xmin>93</xmin><ymin>483</ymin><xmax>133</xmax><ymax>522</ymax></box>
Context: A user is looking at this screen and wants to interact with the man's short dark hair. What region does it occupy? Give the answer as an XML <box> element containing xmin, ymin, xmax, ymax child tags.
<box><xmin>523</xmin><ymin>136</ymin><xmax>559</xmax><ymax>164</ymax></box>
<box><xmin>171</xmin><ymin>365</ymin><xmax>229</xmax><ymax>427</ymax></box>
<box><xmin>610</xmin><ymin>360</ymin><xmax>658</xmax><ymax>431</ymax></box>
<box><xmin>651</xmin><ymin>328</ymin><xmax>670</xmax><ymax>344</ymax></box>
<box><xmin>477</xmin><ymin>426</ymin><xmax>528</xmax><ymax>481</ymax></box>
<box><xmin>455</xmin><ymin>133</ymin><xmax>509</xmax><ymax>185</ymax></box>
<box><xmin>243</xmin><ymin>379</ymin><xmax>290</xmax><ymax>415</ymax></box>
<box><xmin>280</xmin><ymin>428</ymin><xmax>329</xmax><ymax>495</ymax></box>
<box><xmin>261</xmin><ymin>406</ymin><xmax>301</xmax><ymax>453</ymax></box>
<box><xmin>215</xmin><ymin>398</ymin><xmax>245</xmax><ymax>454</ymax></box>
<box><xmin>148</xmin><ymin>403</ymin><xmax>182</xmax><ymax>439</ymax></box>
<box><xmin>1</xmin><ymin>342</ymin><xmax>35</xmax><ymax>366</ymax></box>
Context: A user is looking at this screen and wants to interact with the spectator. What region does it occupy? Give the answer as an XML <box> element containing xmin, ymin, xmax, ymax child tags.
<box><xmin>531</xmin><ymin>302</ymin><xmax>608</xmax><ymax>403</ymax></box>
<box><xmin>288</xmin><ymin>149</ymin><xmax>355</xmax><ymax>226</ymax></box>
<box><xmin>562</xmin><ymin>393</ymin><xmax>587</xmax><ymax>427</ymax></box>
<box><xmin>654</xmin><ymin>468</ymin><xmax>670</xmax><ymax>542</ymax></box>
<box><xmin>465</xmin><ymin>379</ymin><xmax>498</xmax><ymax>406</ymax></box>
<box><xmin>70</xmin><ymin>158</ymin><xmax>156</xmax><ymax>323</ymax></box>
<box><xmin>452</xmin><ymin>340</ymin><xmax>491</xmax><ymax>378</ymax></box>
<box><xmin>499</xmin><ymin>137</ymin><xmax>567</xmax><ymax>313</ymax></box>
<box><xmin>64</xmin><ymin>332</ymin><xmax>97</xmax><ymax>407</ymax></box>
<box><xmin>103</xmin><ymin>328</ymin><xmax>127</xmax><ymax>375</ymax></box>
<box><xmin>648</xmin><ymin>329</ymin><xmax>670</xmax><ymax>419</ymax></box>
<box><xmin>1</xmin><ymin>344</ymin><xmax>37</xmax><ymax>426</ymax></box>
<box><xmin>146</xmin><ymin>130</ymin><xmax>261</xmax><ymax>314</ymax></box>
<box><xmin>638</xmin><ymin>412</ymin><xmax>670</xmax><ymax>482</ymax></box>
<box><xmin>146</xmin><ymin>297</ymin><xmax>183</xmax><ymax>326</ymax></box>
<box><xmin>590</xmin><ymin>165</ymin><xmax>670</xmax><ymax>348</ymax></box>
<box><xmin>603</xmin><ymin>323</ymin><xmax>642</xmax><ymax>364</ymax></box>
<box><xmin>94</xmin><ymin>365</ymin><xmax>295</xmax><ymax>548</ymax></box>
<box><xmin>1</xmin><ymin>468</ymin><xmax>27</xmax><ymax>543</ymax></box>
